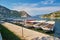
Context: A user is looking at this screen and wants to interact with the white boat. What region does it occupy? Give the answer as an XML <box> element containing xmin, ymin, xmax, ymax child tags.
<box><xmin>32</xmin><ymin>20</ymin><xmax>55</xmax><ymax>31</ymax></box>
<box><xmin>33</xmin><ymin>20</ymin><xmax>46</xmax><ymax>28</ymax></box>
<box><xmin>41</xmin><ymin>21</ymin><xmax>55</xmax><ymax>31</ymax></box>
<box><xmin>25</xmin><ymin>20</ymin><xmax>55</xmax><ymax>31</ymax></box>
<box><xmin>24</xmin><ymin>20</ymin><xmax>46</xmax><ymax>28</ymax></box>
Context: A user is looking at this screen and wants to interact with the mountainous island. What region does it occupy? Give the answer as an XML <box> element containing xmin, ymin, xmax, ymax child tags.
<box><xmin>41</xmin><ymin>11</ymin><xmax>60</xmax><ymax>19</ymax></box>
<box><xmin>0</xmin><ymin>5</ymin><xmax>30</xmax><ymax>19</ymax></box>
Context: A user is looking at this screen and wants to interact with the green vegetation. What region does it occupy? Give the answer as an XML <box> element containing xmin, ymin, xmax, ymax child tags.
<box><xmin>42</xmin><ymin>11</ymin><xmax>60</xmax><ymax>19</ymax></box>
<box><xmin>0</xmin><ymin>24</ymin><xmax>21</xmax><ymax>40</ymax></box>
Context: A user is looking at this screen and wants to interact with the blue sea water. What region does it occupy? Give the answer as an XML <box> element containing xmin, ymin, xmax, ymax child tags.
<box><xmin>54</xmin><ymin>19</ymin><xmax>60</xmax><ymax>38</ymax></box>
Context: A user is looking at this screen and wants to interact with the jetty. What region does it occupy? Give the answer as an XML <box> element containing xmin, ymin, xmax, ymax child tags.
<box><xmin>1</xmin><ymin>22</ymin><xmax>54</xmax><ymax>40</ymax></box>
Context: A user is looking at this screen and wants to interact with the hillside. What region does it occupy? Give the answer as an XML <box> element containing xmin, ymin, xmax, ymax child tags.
<box><xmin>41</xmin><ymin>11</ymin><xmax>60</xmax><ymax>19</ymax></box>
<box><xmin>0</xmin><ymin>5</ymin><xmax>30</xmax><ymax>18</ymax></box>
<box><xmin>19</xmin><ymin>11</ymin><xmax>31</xmax><ymax>17</ymax></box>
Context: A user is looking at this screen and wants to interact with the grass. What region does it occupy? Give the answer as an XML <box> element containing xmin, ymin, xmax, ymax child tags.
<box><xmin>12</xmin><ymin>23</ymin><xmax>54</xmax><ymax>36</ymax></box>
<box><xmin>0</xmin><ymin>24</ymin><xmax>21</xmax><ymax>40</ymax></box>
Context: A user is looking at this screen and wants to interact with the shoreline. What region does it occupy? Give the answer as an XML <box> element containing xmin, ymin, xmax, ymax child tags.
<box><xmin>41</xmin><ymin>17</ymin><xmax>60</xmax><ymax>19</ymax></box>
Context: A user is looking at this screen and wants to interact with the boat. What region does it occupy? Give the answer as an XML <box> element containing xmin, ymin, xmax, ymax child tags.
<box><xmin>41</xmin><ymin>21</ymin><xmax>55</xmax><ymax>31</ymax></box>
<box><xmin>33</xmin><ymin>20</ymin><xmax>46</xmax><ymax>29</ymax></box>
<box><xmin>32</xmin><ymin>20</ymin><xmax>55</xmax><ymax>31</ymax></box>
<box><xmin>24</xmin><ymin>20</ymin><xmax>55</xmax><ymax>31</ymax></box>
<box><xmin>24</xmin><ymin>20</ymin><xmax>46</xmax><ymax>28</ymax></box>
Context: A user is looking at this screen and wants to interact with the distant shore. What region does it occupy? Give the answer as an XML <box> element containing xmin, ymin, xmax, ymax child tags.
<box><xmin>41</xmin><ymin>16</ymin><xmax>60</xmax><ymax>19</ymax></box>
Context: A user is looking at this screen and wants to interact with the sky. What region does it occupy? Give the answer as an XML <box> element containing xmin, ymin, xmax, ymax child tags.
<box><xmin>0</xmin><ymin>0</ymin><xmax>60</xmax><ymax>16</ymax></box>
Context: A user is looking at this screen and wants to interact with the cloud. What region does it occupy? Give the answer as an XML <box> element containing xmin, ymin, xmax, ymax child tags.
<box><xmin>12</xmin><ymin>3</ymin><xmax>38</xmax><ymax>8</ymax></box>
<box><xmin>40</xmin><ymin>0</ymin><xmax>54</xmax><ymax>4</ymax></box>
<box><xmin>12</xmin><ymin>3</ymin><xmax>60</xmax><ymax>16</ymax></box>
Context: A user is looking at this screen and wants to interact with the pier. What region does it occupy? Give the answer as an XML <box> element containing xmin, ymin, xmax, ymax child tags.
<box><xmin>1</xmin><ymin>22</ymin><xmax>54</xmax><ymax>40</ymax></box>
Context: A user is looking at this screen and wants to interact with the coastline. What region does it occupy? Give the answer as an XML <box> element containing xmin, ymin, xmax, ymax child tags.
<box><xmin>41</xmin><ymin>17</ymin><xmax>60</xmax><ymax>19</ymax></box>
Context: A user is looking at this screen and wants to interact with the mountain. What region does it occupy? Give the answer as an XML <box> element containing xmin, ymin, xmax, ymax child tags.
<box><xmin>0</xmin><ymin>5</ymin><xmax>30</xmax><ymax>18</ymax></box>
<box><xmin>19</xmin><ymin>11</ymin><xmax>31</xmax><ymax>17</ymax></box>
<box><xmin>41</xmin><ymin>11</ymin><xmax>60</xmax><ymax>19</ymax></box>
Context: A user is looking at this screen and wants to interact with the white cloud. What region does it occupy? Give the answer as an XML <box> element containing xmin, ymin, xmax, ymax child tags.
<box><xmin>12</xmin><ymin>3</ymin><xmax>60</xmax><ymax>16</ymax></box>
<box><xmin>40</xmin><ymin>0</ymin><xmax>54</xmax><ymax>4</ymax></box>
